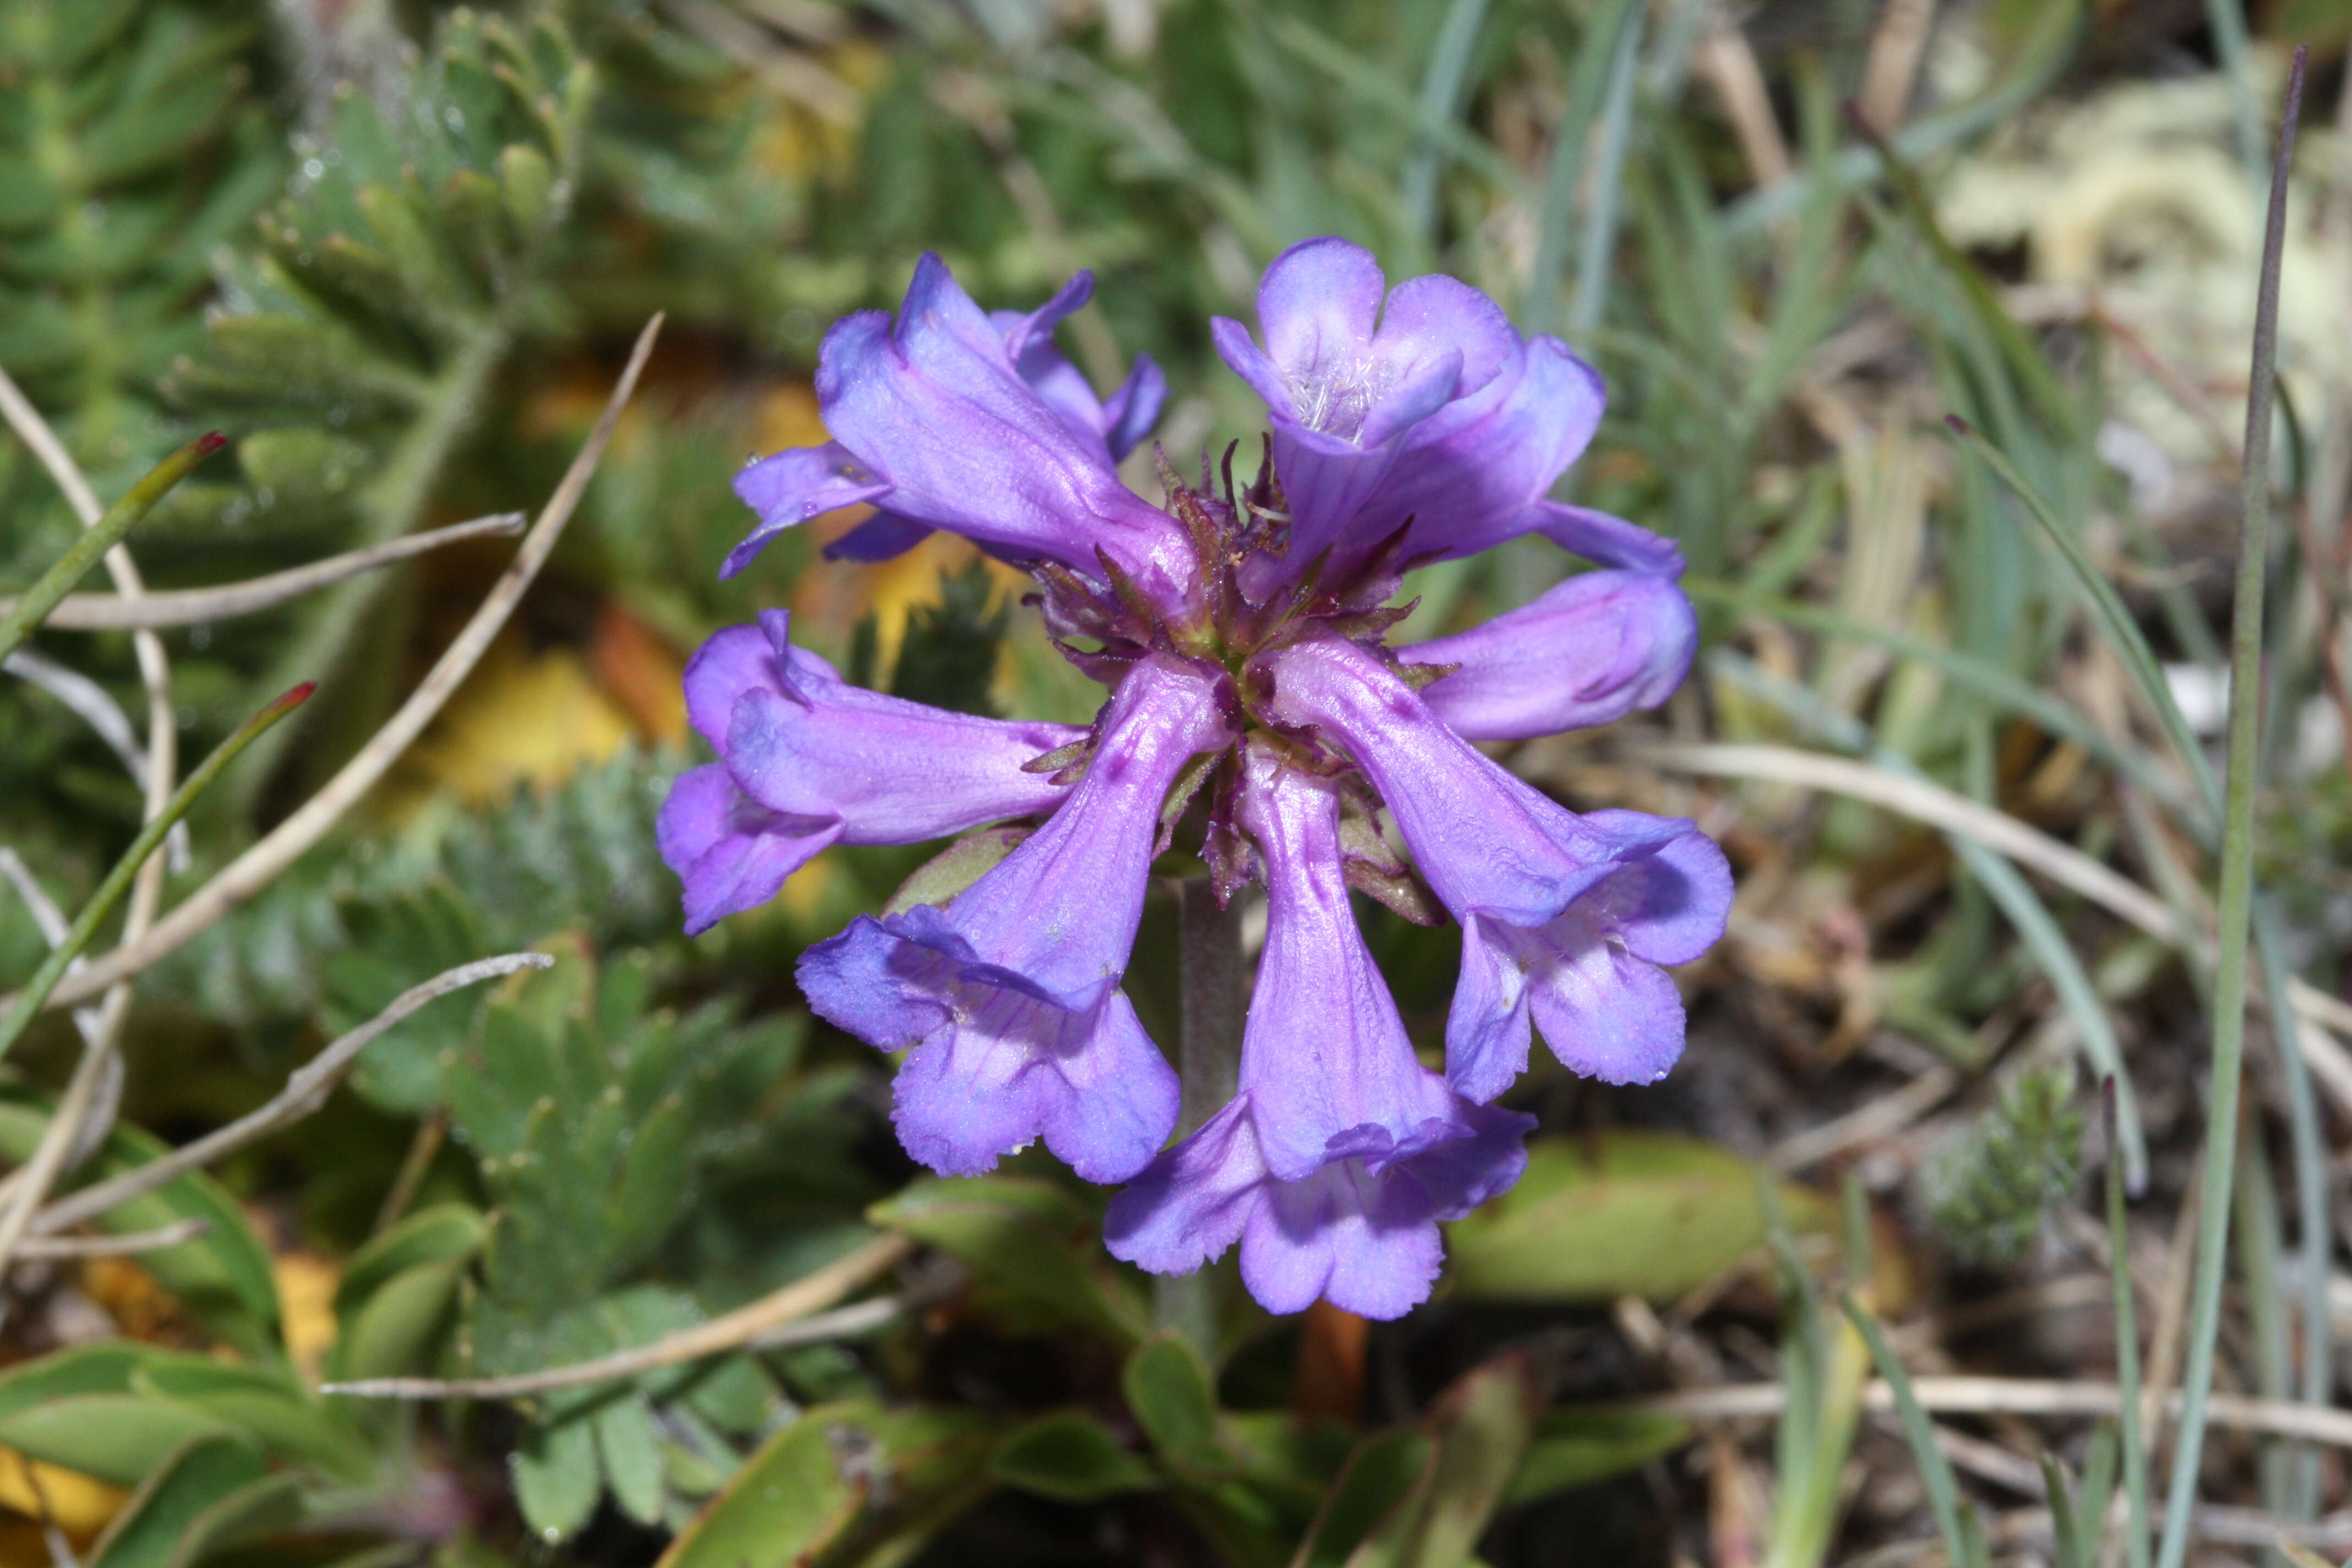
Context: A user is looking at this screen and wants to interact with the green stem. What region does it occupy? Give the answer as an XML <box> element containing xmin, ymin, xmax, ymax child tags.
<box><xmin>0</xmin><ymin>683</ymin><xmax>313</xmax><ymax>1066</ymax></box>
<box><xmin>1152</xmin><ymin>877</ymin><xmax>1243</xmax><ymax>1357</ymax></box>
<box><xmin>2152</xmin><ymin>47</ymin><xmax>2305</xmax><ymax>1568</ymax></box>
<box><xmin>2105</xmin><ymin>1083</ymin><xmax>2150</xmax><ymax>1568</ymax></box>
<box><xmin>0</xmin><ymin>434</ymin><xmax>224</xmax><ymax>663</ymax></box>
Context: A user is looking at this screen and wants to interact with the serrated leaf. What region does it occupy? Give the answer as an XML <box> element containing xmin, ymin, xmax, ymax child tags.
<box><xmin>498</xmin><ymin>143</ymin><xmax>555</xmax><ymax>235</ymax></box>
<box><xmin>1445</xmin><ymin>1132</ymin><xmax>1836</xmax><ymax>1303</ymax></box>
<box><xmin>86</xmin><ymin>1433</ymin><xmax>266</xmax><ymax>1568</ymax></box>
<box><xmin>990</xmin><ymin>1412</ymin><xmax>1158</xmax><ymax>1502</ymax></box>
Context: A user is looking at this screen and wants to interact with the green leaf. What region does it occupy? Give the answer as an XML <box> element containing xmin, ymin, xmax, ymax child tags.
<box><xmin>335</xmin><ymin>1257</ymin><xmax>471</xmax><ymax>1385</ymax></box>
<box><xmin>989</xmin><ymin>1412</ymin><xmax>1158</xmax><ymax>1503</ymax></box>
<box><xmin>658</xmin><ymin>1402</ymin><xmax>997</xmax><ymax>1568</ymax></box>
<box><xmin>0</xmin><ymin>1395</ymin><xmax>232</xmax><ymax>1488</ymax></box>
<box><xmin>87</xmin><ymin>1433</ymin><xmax>268</xmax><ymax>1568</ymax></box>
<box><xmin>511</xmin><ymin>1409</ymin><xmax>601</xmax><ymax>1545</ymax></box>
<box><xmin>1124</xmin><ymin>1335</ymin><xmax>1224</xmax><ymax>1476</ymax></box>
<box><xmin>868</xmin><ymin>1177</ymin><xmax>1144</xmax><ymax>1343</ymax></box>
<box><xmin>1347</xmin><ymin>1352</ymin><xmax>1544</xmax><ymax>1568</ymax></box>
<box><xmin>595</xmin><ymin>1395</ymin><xmax>669</xmax><ymax>1528</ymax></box>
<box><xmin>130</xmin><ymin>1359</ymin><xmax>370</xmax><ymax>1481</ymax></box>
<box><xmin>0</xmin><ymin>1096</ymin><xmax>282</xmax><ymax>1357</ymax></box>
<box><xmin>1289</xmin><ymin>1430</ymin><xmax>1433</xmax><ymax>1568</ymax></box>
<box><xmin>1501</xmin><ymin>1410</ymin><xmax>1691</xmax><ymax>1507</ymax></box>
<box><xmin>334</xmin><ymin>1202</ymin><xmax>487</xmax><ymax>1316</ymax></box>
<box><xmin>1446</xmin><ymin>1132</ymin><xmax>1833</xmax><ymax>1302</ymax></box>
<box><xmin>882</xmin><ymin>826</ymin><xmax>1034</xmax><ymax>917</ymax></box>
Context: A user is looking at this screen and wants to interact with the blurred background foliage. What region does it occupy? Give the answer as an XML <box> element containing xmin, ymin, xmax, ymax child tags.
<box><xmin>3</xmin><ymin>0</ymin><xmax>2350</xmax><ymax>1565</ymax></box>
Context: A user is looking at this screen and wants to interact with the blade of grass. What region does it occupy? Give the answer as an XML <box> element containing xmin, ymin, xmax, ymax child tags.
<box><xmin>1262</xmin><ymin>18</ymin><xmax>1534</xmax><ymax>205</ymax></box>
<box><xmin>2154</xmin><ymin>47</ymin><xmax>2306</xmax><ymax>1568</ymax></box>
<box><xmin>0</xmin><ymin>682</ymin><xmax>314</xmax><ymax>1067</ymax></box>
<box><xmin>1398</xmin><ymin>0</ymin><xmax>1491</xmax><ymax>242</ymax></box>
<box><xmin>1710</xmin><ymin>650</ymin><xmax>2149</xmax><ymax>1184</ymax></box>
<box><xmin>1525</xmin><ymin>0</ymin><xmax>1641</xmax><ymax>335</ymax></box>
<box><xmin>2081</xmin><ymin>1422</ymin><xmax>2120</xmax><ymax>1568</ymax></box>
<box><xmin>2043</xmin><ymin>1452</ymin><xmax>2084</xmax><ymax>1568</ymax></box>
<box><xmin>2203</xmin><ymin>0</ymin><xmax>2264</xmax><ymax>176</ymax></box>
<box><xmin>1568</xmin><ymin>0</ymin><xmax>1647</xmax><ymax>337</ymax></box>
<box><xmin>1689</xmin><ymin>577</ymin><xmax>2193</xmax><ymax>814</ymax></box>
<box><xmin>1724</xmin><ymin>0</ymin><xmax>2084</xmax><ymax>235</ymax></box>
<box><xmin>1945</xmin><ymin>417</ymin><xmax>2219</xmax><ymax>817</ymax></box>
<box><xmin>1841</xmin><ymin>1293</ymin><xmax>1969</xmax><ymax>1564</ymax></box>
<box><xmin>2253</xmin><ymin>905</ymin><xmax>2331</xmax><ymax>1518</ymax></box>
<box><xmin>2105</xmin><ymin>1082</ymin><xmax>2153</xmax><ymax>1568</ymax></box>
<box><xmin>0</xmin><ymin>433</ymin><xmax>225</xmax><ymax>663</ymax></box>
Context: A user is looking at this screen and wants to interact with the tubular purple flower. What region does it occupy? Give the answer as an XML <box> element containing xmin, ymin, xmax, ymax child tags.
<box><xmin>656</xmin><ymin>609</ymin><xmax>1081</xmax><ymax>935</ymax></box>
<box><xmin>1257</xmin><ymin>634</ymin><xmax>1730</xmax><ymax>1102</ymax></box>
<box><xmin>726</xmin><ymin>257</ymin><xmax>1182</xmax><ymax>588</ymax></box>
<box><xmin>1406</xmin><ymin>569</ymin><xmax>1698</xmax><ymax>741</ymax></box>
<box><xmin>1212</xmin><ymin>237</ymin><xmax>1681</xmax><ymax>585</ymax></box>
<box><xmin>796</xmin><ymin>655</ymin><xmax>1235</xmax><ymax>1182</ymax></box>
<box><xmin>1102</xmin><ymin>745</ymin><xmax>1533</xmax><ymax>1320</ymax></box>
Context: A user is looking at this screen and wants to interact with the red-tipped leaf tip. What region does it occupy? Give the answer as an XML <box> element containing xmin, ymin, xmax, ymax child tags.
<box><xmin>194</xmin><ymin>432</ymin><xmax>228</xmax><ymax>456</ymax></box>
<box><xmin>1943</xmin><ymin>413</ymin><xmax>1972</xmax><ymax>435</ymax></box>
<box><xmin>273</xmin><ymin>682</ymin><xmax>318</xmax><ymax>711</ymax></box>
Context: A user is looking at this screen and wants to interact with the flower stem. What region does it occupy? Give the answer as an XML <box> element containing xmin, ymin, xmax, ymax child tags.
<box><xmin>1154</xmin><ymin>876</ymin><xmax>1244</xmax><ymax>1353</ymax></box>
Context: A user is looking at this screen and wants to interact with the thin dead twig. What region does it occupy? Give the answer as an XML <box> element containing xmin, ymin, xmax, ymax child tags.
<box><xmin>4</xmin><ymin>512</ymin><xmax>527</xmax><ymax>630</ymax></box>
<box><xmin>0</xmin><ymin>364</ymin><xmax>177</xmax><ymax>1245</ymax></box>
<box><xmin>324</xmin><ymin>1232</ymin><xmax>914</xmax><ymax>1398</ymax></box>
<box><xmin>12</xmin><ymin>314</ymin><xmax>663</xmax><ymax>1017</ymax></box>
<box><xmin>28</xmin><ymin>953</ymin><xmax>549</xmax><ymax>1238</ymax></box>
<box><xmin>11</xmin><ymin>1218</ymin><xmax>209</xmax><ymax>1260</ymax></box>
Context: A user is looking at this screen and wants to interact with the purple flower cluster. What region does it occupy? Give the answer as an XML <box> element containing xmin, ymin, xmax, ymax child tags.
<box><xmin>661</xmin><ymin>239</ymin><xmax>1731</xmax><ymax>1320</ymax></box>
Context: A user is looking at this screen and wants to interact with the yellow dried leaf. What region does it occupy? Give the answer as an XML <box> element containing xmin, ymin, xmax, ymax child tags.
<box><xmin>0</xmin><ymin>1447</ymin><xmax>126</xmax><ymax>1544</ymax></box>
<box><xmin>274</xmin><ymin>1250</ymin><xmax>339</xmax><ymax>1382</ymax></box>
<box><xmin>394</xmin><ymin>635</ymin><xmax>635</xmax><ymax>810</ymax></box>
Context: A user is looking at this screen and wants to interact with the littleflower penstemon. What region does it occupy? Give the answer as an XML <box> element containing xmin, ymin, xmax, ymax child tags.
<box><xmin>662</xmin><ymin>239</ymin><xmax>1732</xmax><ymax>1320</ymax></box>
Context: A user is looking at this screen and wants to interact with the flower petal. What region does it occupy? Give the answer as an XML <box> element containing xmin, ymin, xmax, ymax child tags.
<box><xmin>656</xmin><ymin>764</ymin><xmax>841</xmax><ymax>936</ymax></box>
<box><xmin>795</xmin><ymin>655</ymin><xmax>1231</xmax><ymax>1179</ymax></box>
<box><xmin>1234</xmin><ymin>744</ymin><xmax>1457</xmax><ymax>1182</ymax></box>
<box><xmin>818</xmin><ymin>254</ymin><xmax>1181</xmax><ymax>578</ymax></box>
<box><xmin>821</xmin><ymin>511</ymin><xmax>935</xmax><ymax>563</ymax></box>
<box><xmin>1409</xmin><ymin>570</ymin><xmax>1697</xmax><ymax>741</ymax></box>
<box><xmin>1260</xmin><ymin>635</ymin><xmax>1693</xmax><ymax>927</ymax></box>
<box><xmin>1240</xmin><ymin>1161</ymin><xmax>1442</xmax><ymax>1320</ymax></box>
<box><xmin>725</xmin><ymin>442</ymin><xmax>894</xmax><ymax>579</ymax></box>
<box><xmin>1103</xmin><ymin>1097</ymin><xmax>1265</xmax><ymax>1275</ymax></box>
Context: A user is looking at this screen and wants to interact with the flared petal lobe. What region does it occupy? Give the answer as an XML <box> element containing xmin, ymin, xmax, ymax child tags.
<box><xmin>657</xmin><ymin>611</ymin><xmax>1081</xmax><ymax>935</ymax></box>
<box><xmin>1215</xmin><ymin>237</ymin><xmax>1681</xmax><ymax>584</ymax></box>
<box><xmin>728</xmin><ymin>256</ymin><xmax>1179</xmax><ymax>583</ymax></box>
<box><xmin>1104</xmin><ymin>1092</ymin><xmax>1532</xmax><ymax>1321</ymax></box>
<box><xmin>797</xmin><ymin>655</ymin><xmax>1235</xmax><ymax>1182</ymax></box>
<box><xmin>1257</xmin><ymin>634</ymin><xmax>1730</xmax><ymax>1103</ymax></box>
<box><xmin>1407</xmin><ymin>570</ymin><xmax>1697</xmax><ymax>741</ymax></box>
<box><xmin>1102</xmin><ymin>741</ymin><xmax>1534</xmax><ymax>1319</ymax></box>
